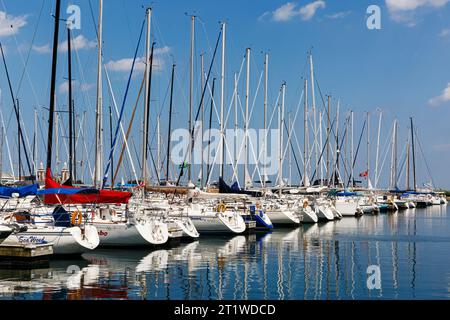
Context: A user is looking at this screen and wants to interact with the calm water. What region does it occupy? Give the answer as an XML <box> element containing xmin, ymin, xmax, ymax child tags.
<box><xmin>1</xmin><ymin>205</ymin><xmax>450</xmax><ymax>300</ymax></box>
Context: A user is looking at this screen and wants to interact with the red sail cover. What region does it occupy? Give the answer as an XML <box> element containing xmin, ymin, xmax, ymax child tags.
<box><xmin>44</xmin><ymin>169</ymin><xmax>132</xmax><ymax>205</ymax></box>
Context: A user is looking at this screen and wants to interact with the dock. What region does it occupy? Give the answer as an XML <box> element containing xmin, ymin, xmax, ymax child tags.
<box><xmin>0</xmin><ymin>244</ymin><xmax>53</xmax><ymax>269</ymax></box>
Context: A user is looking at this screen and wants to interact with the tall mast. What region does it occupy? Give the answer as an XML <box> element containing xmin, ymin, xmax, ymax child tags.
<box><xmin>288</xmin><ymin>112</ymin><xmax>292</xmax><ymax>186</ymax></box>
<box><xmin>157</xmin><ymin>115</ymin><xmax>160</xmax><ymax>182</ymax></box>
<box><xmin>278</xmin><ymin>83</ymin><xmax>285</xmax><ymax>193</ymax></box>
<box><xmin>303</xmin><ymin>79</ymin><xmax>308</xmax><ymax>187</ymax></box>
<box><xmin>366</xmin><ymin>111</ymin><xmax>370</xmax><ymax>189</ymax></box>
<box><xmin>94</xmin><ymin>0</ymin><xmax>103</xmax><ymax>187</ymax></box>
<box><xmin>350</xmin><ymin>110</ymin><xmax>354</xmax><ymax>187</ymax></box>
<box><xmin>109</xmin><ymin>105</ymin><xmax>113</xmax><ymax>188</ymax></box>
<box><xmin>17</xmin><ymin>100</ymin><xmax>21</xmax><ymax>180</ymax></box>
<box><xmin>206</xmin><ymin>78</ymin><xmax>216</xmax><ymax>185</ymax></box>
<box><xmin>166</xmin><ymin>64</ymin><xmax>175</xmax><ymax>183</ymax></box>
<box><xmin>335</xmin><ymin>99</ymin><xmax>340</xmax><ymax>186</ymax></box>
<box><xmin>375</xmin><ymin>110</ymin><xmax>382</xmax><ymax>189</ymax></box>
<box><xmin>234</xmin><ymin>72</ymin><xmax>239</xmax><ymax>180</ymax></box>
<box><xmin>219</xmin><ymin>22</ymin><xmax>226</xmax><ymax>178</ymax></box>
<box><xmin>263</xmin><ymin>53</ymin><xmax>268</xmax><ymax>187</ymax></box>
<box><xmin>34</xmin><ymin>108</ymin><xmax>38</xmax><ymax>179</ymax></box>
<box><xmin>319</xmin><ymin>111</ymin><xmax>323</xmax><ymax>185</ymax></box>
<box><xmin>406</xmin><ymin>141</ymin><xmax>410</xmax><ymax>190</ymax></box>
<box><xmin>188</xmin><ymin>15</ymin><xmax>195</xmax><ymax>182</ymax></box>
<box><xmin>326</xmin><ymin>95</ymin><xmax>331</xmax><ymax>185</ymax></box>
<box><xmin>410</xmin><ymin>117</ymin><xmax>417</xmax><ymax>191</ymax></box>
<box><xmin>310</xmin><ymin>52</ymin><xmax>318</xmax><ymax>182</ymax></box>
<box><xmin>141</xmin><ymin>8</ymin><xmax>152</xmax><ymax>185</ymax></box>
<box><xmin>200</xmin><ymin>53</ymin><xmax>205</xmax><ymax>188</ymax></box>
<box><xmin>390</xmin><ymin>119</ymin><xmax>398</xmax><ymax>189</ymax></box>
<box><xmin>67</xmin><ymin>26</ymin><xmax>73</xmax><ymax>183</ymax></box>
<box><xmin>55</xmin><ymin>111</ymin><xmax>59</xmax><ymax>175</ymax></box>
<box><xmin>244</xmin><ymin>48</ymin><xmax>250</xmax><ymax>189</ymax></box>
<box><xmin>46</xmin><ymin>0</ymin><xmax>61</xmax><ymax>173</ymax></box>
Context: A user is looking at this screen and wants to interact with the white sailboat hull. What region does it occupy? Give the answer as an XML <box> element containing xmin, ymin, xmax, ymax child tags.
<box><xmin>316</xmin><ymin>205</ymin><xmax>335</xmax><ymax>221</ymax></box>
<box><xmin>300</xmin><ymin>207</ymin><xmax>318</xmax><ymax>223</ymax></box>
<box><xmin>189</xmin><ymin>212</ymin><xmax>246</xmax><ymax>234</ymax></box>
<box><xmin>93</xmin><ymin>220</ymin><xmax>169</xmax><ymax>246</ymax></box>
<box><xmin>335</xmin><ymin>201</ymin><xmax>358</xmax><ymax>217</ymax></box>
<box><xmin>2</xmin><ymin>225</ymin><xmax>100</xmax><ymax>255</ymax></box>
<box><xmin>266</xmin><ymin>209</ymin><xmax>302</xmax><ymax>226</ymax></box>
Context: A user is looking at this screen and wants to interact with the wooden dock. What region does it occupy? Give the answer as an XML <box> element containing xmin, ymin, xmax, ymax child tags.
<box><xmin>0</xmin><ymin>243</ymin><xmax>53</xmax><ymax>269</ymax></box>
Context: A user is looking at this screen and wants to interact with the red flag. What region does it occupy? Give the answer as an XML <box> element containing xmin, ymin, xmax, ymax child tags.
<box><xmin>359</xmin><ymin>171</ymin><xmax>368</xmax><ymax>177</ymax></box>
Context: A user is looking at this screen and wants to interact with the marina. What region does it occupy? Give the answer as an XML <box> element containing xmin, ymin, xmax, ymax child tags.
<box><xmin>1</xmin><ymin>205</ymin><xmax>450</xmax><ymax>300</ymax></box>
<box><xmin>0</xmin><ymin>0</ymin><xmax>449</xmax><ymax>305</ymax></box>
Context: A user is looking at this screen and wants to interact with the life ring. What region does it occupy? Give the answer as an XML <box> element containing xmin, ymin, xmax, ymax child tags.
<box><xmin>217</xmin><ymin>202</ymin><xmax>226</xmax><ymax>213</ymax></box>
<box><xmin>302</xmin><ymin>199</ymin><xmax>308</xmax><ymax>209</ymax></box>
<box><xmin>71</xmin><ymin>211</ymin><xmax>83</xmax><ymax>226</ymax></box>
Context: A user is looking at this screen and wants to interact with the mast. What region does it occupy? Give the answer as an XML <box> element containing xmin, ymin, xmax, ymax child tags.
<box><xmin>288</xmin><ymin>111</ymin><xmax>292</xmax><ymax>186</ymax></box>
<box><xmin>244</xmin><ymin>48</ymin><xmax>251</xmax><ymax>189</ymax></box>
<box><xmin>335</xmin><ymin>99</ymin><xmax>340</xmax><ymax>186</ymax></box>
<box><xmin>366</xmin><ymin>111</ymin><xmax>370</xmax><ymax>189</ymax></box>
<box><xmin>390</xmin><ymin>119</ymin><xmax>398</xmax><ymax>189</ymax></box>
<box><xmin>350</xmin><ymin>110</ymin><xmax>354</xmax><ymax>187</ymax></box>
<box><xmin>278</xmin><ymin>82</ymin><xmax>286</xmax><ymax>193</ymax></box>
<box><xmin>219</xmin><ymin>22</ymin><xmax>226</xmax><ymax>178</ymax></box>
<box><xmin>188</xmin><ymin>15</ymin><xmax>195</xmax><ymax>182</ymax></box>
<box><xmin>303</xmin><ymin>79</ymin><xmax>308</xmax><ymax>187</ymax></box>
<box><xmin>206</xmin><ymin>78</ymin><xmax>216</xmax><ymax>184</ymax></box>
<box><xmin>46</xmin><ymin>0</ymin><xmax>61</xmax><ymax>174</ymax></box>
<box><xmin>94</xmin><ymin>0</ymin><xmax>103</xmax><ymax>187</ymax></box>
<box><xmin>319</xmin><ymin>111</ymin><xmax>323</xmax><ymax>185</ymax></box>
<box><xmin>234</xmin><ymin>72</ymin><xmax>239</xmax><ymax>180</ymax></box>
<box><xmin>55</xmin><ymin>111</ymin><xmax>59</xmax><ymax>175</ymax></box>
<box><xmin>157</xmin><ymin>115</ymin><xmax>160</xmax><ymax>182</ymax></box>
<box><xmin>200</xmin><ymin>53</ymin><xmax>205</xmax><ymax>188</ymax></box>
<box><xmin>141</xmin><ymin>8</ymin><xmax>152</xmax><ymax>185</ymax></box>
<box><xmin>310</xmin><ymin>52</ymin><xmax>318</xmax><ymax>182</ymax></box>
<box><xmin>109</xmin><ymin>105</ymin><xmax>113</xmax><ymax>188</ymax></box>
<box><xmin>263</xmin><ymin>53</ymin><xmax>268</xmax><ymax>187</ymax></box>
<box><xmin>326</xmin><ymin>95</ymin><xmax>331</xmax><ymax>185</ymax></box>
<box><xmin>406</xmin><ymin>141</ymin><xmax>410</xmax><ymax>190</ymax></box>
<box><xmin>34</xmin><ymin>108</ymin><xmax>38</xmax><ymax>179</ymax></box>
<box><xmin>166</xmin><ymin>64</ymin><xmax>175</xmax><ymax>183</ymax></box>
<box><xmin>73</xmin><ymin>101</ymin><xmax>77</xmax><ymax>182</ymax></box>
<box><xmin>67</xmin><ymin>26</ymin><xmax>73</xmax><ymax>183</ymax></box>
<box><xmin>375</xmin><ymin>110</ymin><xmax>382</xmax><ymax>189</ymax></box>
<box><xmin>17</xmin><ymin>100</ymin><xmax>21</xmax><ymax>180</ymax></box>
<box><xmin>410</xmin><ymin>117</ymin><xmax>417</xmax><ymax>191</ymax></box>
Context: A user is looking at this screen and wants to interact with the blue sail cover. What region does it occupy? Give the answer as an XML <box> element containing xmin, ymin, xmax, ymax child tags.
<box><xmin>0</xmin><ymin>184</ymin><xmax>38</xmax><ymax>198</ymax></box>
<box><xmin>37</xmin><ymin>188</ymin><xmax>99</xmax><ymax>195</ymax></box>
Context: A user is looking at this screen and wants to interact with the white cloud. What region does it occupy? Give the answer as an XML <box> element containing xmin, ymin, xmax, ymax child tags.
<box><xmin>299</xmin><ymin>1</ymin><xmax>326</xmax><ymax>20</ymax></box>
<box><xmin>0</xmin><ymin>11</ymin><xmax>27</xmax><ymax>37</ymax></box>
<box><xmin>439</xmin><ymin>28</ymin><xmax>450</xmax><ymax>37</ymax></box>
<box><xmin>106</xmin><ymin>46</ymin><xmax>170</xmax><ymax>73</ymax></box>
<box><xmin>272</xmin><ymin>2</ymin><xmax>299</xmax><ymax>22</ymax></box>
<box><xmin>326</xmin><ymin>11</ymin><xmax>352</xmax><ymax>19</ymax></box>
<box><xmin>386</xmin><ymin>0</ymin><xmax>450</xmax><ymax>24</ymax></box>
<box><xmin>59</xmin><ymin>35</ymin><xmax>96</xmax><ymax>52</ymax></box>
<box><xmin>428</xmin><ymin>83</ymin><xmax>450</xmax><ymax>106</ymax></box>
<box><xmin>32</xmin><ymin>44</ymin><xmax>51</xmax><ymax>54</ymax></box>
<box><xmin>262</xmin><ymin>1</ymin><xmax>326</xmax><ymax>22</ymax></box>
<box><xmin>58</xmin><ymin>80</ymin><xmax>94</xmax><ymax>94</ymax></box>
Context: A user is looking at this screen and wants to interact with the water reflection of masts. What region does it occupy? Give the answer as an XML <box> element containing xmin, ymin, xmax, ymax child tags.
<box><xmin>391</xmin><ymin>241</ymin><xmax>399</xmax><ymax>298</ymax></box>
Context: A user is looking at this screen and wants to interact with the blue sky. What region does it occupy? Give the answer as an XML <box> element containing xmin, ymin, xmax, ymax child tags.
<box><xmin>0</xmin><ymin>0</ymin><xmax>450</xmax><ymax>188</ymax></box>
